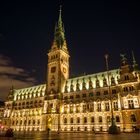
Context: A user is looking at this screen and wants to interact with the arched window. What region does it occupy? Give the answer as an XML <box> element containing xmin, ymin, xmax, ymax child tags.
<box><xmin>84</xmin><ymin>117</ymin><xmax>87</xmax><ymax>123</ymax></box>
<box><xmin>64</xmin><ymin>118</ymin><xmax>67</xmax><ymax>124</ymax></box>
<box><xmin>70</xmin><ymin>118</ymin><xmax>73</xmax><ymax>124</ymax></box>
<box><xmin>33</xmin><ymin>120</ymin><xmax>35</xmax><ymax>125</ymax></box>
<box><xmin>77</xmin><ymin>117</ymin><xmax>80</xmax><ymax>123</ymax></box>
<box><xmin>99</xmin><ymin>116</ymin><xmax>102</xmax><ymax>122</ymax></box>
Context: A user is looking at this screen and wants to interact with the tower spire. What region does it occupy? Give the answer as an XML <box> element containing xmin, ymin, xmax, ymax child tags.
<box><xmin>132</xmin><ymin>51</ymin><xmax>139</xmax><ymax>70</ymax></box>
<box><xmin>58</xmin><ymin>5</ymin><xmax>62</xmax><ymax>28</ymax></box>
<box><xmin>52</xmin><ymin>5</ymin><xmax>68</xmax><ymax>52</ymax></box>
<box><xmin>132</xmin><ymin>50</ymin><xmax>136</xmax><ymax>65</ymax></box>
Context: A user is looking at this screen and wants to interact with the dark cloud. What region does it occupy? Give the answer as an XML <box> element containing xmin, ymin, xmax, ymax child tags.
<box><xmin>0</xmin><ymin>54</ymin><xmax>37</xmax><ymax>101</ymax></box>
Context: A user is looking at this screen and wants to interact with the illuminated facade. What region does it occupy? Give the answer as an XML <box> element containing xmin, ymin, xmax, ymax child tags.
<box><xmin>1</xmin><ymin>8</ymin><xmax>140</xmax><ymax>133</ymax></box>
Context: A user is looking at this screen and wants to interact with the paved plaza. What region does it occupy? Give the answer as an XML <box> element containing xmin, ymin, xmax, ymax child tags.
<box><xmin>0</xmin><ymin>132</ymin><xmax>140</xmax><ymax>140</ymax></box>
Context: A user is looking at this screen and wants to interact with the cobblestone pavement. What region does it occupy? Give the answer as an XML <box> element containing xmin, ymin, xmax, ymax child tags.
<box><xmin>0</xmin><ymin>132</ymin><xmax>140</xmax><ymax>140</ymax></box>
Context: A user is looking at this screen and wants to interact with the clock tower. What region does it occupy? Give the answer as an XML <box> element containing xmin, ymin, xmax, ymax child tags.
<box><xmin>47</xmin><ymin>7</ymin><xmax>69</xmax><ymax>96</ymax></box>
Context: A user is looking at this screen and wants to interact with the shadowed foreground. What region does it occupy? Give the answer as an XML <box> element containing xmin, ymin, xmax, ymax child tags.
<box><xmin>0</xmin><ymin>132</ymin><xmax>140</xmax><ymax>140</ymax></box>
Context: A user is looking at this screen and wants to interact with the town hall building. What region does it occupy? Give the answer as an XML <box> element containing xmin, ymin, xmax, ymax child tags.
<box><xmin>1</xmin><ymin>8</ymin><xmax>140</xmax><ymax>133</ymax></box>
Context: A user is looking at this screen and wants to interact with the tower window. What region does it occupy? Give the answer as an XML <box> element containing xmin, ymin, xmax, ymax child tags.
<box><xmin>51</xmin><ymin>67</ymin><xmax>56</xmax><ymax>73</ymax></box>
<box><xmin>125</xmin><ymin>75</ymin><xmax>129</xmax><ymax>80</ymax></box>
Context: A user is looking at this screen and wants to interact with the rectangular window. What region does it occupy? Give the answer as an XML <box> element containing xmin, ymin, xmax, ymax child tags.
<box><xmin>89</xmin><ymin>103</ymin><xmax>94</xmax><ymax>112</ymax></box>
<box><xmin>105</xmin><ymin>102</ymin><xmax>110</xmax><ymax>111</ymax></box>
<box><xmin>112</xmin><ymin>89</ymin><xmax>117</xmax><ymax>94</ymax></box>
<box><xmin>89</xmin><ymin>92</ymin><xmax>93</xmax><ymax>97</ymax></box>
<box><xmin>70</xmin><ymin>106</ymin><xmax>73</xmax><ymax>113</ymax></box>
<box><xmin>128</xmin><ymin>100</ymin><xmax>134</xmax><ymax>109</ymax></box>
<box><xmin>76</xmin><ymin>95</ymin><xmax>80</xmax><ymax>98</ymax></box>
<box><xmin>91</xmin><ymin>116</ymin><xmax>94</xmax><ymax>123</ymax></box>
<box><xmin>104</xmin><ymin>90</ymin><xmax>108</xmax><ymax>95</ymax></box>
<box><xmin>76</xmin><ymin>106</ymin><xmax>80</xmax><ymax>113</ymax></box>
<box><xmin>97</xmin><ymin>103</ymin><xmax>101</xmax><ymax>112</ymax></box>
<box><xmin>113</xmin><ymin>101</ymin><xmax>118</xmax><ymax>111</ymax></box>
<box><xmin>96</xmin><ymin>92</ymin><xmax>100</xmax><ymax>96</ymax></box>
<box><xmin>83</xmin><ymin>104</ymin><xmax>87</xmax><ymax>113</ymax></box>
<box><xmin>70</xmin><ymin>96</ymin><xmax>74</xmax><ymax>99</ymax></box>
<box><xmin>82</xmin><ymin>94</ymin><xmax>86</xmax><ymax>98</ymax></box>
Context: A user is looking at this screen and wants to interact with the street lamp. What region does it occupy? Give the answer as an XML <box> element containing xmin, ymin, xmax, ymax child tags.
<box><xmin>105</xmin><ymin>54</ymin><xmax>119</xmax><ymax>134</ymax></box>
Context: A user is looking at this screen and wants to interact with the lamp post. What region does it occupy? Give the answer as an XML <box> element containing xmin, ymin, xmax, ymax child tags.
<box><xmin>105</xmin><ymin>54</ymin><xmax>119</xmax><ymax>134</ymax></box>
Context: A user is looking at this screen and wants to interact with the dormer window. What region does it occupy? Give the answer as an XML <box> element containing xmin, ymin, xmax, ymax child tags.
<box><xmin>125</xmin><ymin>75</ymin><xmax>129</xmax><ymax>80</ymax></box>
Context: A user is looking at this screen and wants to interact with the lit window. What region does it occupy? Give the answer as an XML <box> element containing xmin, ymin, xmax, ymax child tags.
<box><xmin>128</xmin><ymin>100</ymin><xmax>134</xmax><ymax>109</ymax></box>
<box><xmin>97</xmin><ymin>103</ymin><xmax>101</xmax><ymax>112</ymax></box>
<box><xmin>105</xmin><ymin>102</ymin><xmax>110</xmax><ymax>111</ymax></box>
<box><xmin>114</xmin><ymin>101</ymin><xmax>118</xmax><ymax>110</ymax></box>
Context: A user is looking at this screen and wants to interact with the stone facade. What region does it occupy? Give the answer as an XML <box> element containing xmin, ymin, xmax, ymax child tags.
<box><xmin>1</xmin><ymin>8</ymin><xmax>140</xmax><ymax>133</ymax></box>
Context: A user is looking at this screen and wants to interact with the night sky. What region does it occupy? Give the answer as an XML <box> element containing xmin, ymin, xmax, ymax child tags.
<box><xmin>0</xmin><ymin>0</ymin><xmax>140</xmax><ymax>100</ymax></box>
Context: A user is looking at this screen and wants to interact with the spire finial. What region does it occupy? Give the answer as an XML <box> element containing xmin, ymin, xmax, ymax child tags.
<box><xmin>132</xmin><ymin>50</ymin><xmax>136</xmax><ymax>65</ymax></box>
<box><xmin>58</xmin><ymin>5</ymin><xmax>62</xmax><ymax>26</ymax></box>
<box><xmin>59</xmin><ymin>5</ymin><xmax>62</xmax><ymax>13</ymax></box>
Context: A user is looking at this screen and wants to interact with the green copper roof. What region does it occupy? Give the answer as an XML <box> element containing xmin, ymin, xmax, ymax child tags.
<box><xmin>63</xmin><ymin>69</ymin><xmax>120</xmax><ymax>92</ymax></box>
<box><xmin>54</xmin><ymin>6</ymin><xmax>65</xmax><ymax>48</ymax></box>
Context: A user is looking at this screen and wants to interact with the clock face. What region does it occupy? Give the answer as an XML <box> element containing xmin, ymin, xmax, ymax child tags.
<box><xmin>63</xmin><ymin>67</ymin><xmax>66</xmax><ymax>73</ymax></box>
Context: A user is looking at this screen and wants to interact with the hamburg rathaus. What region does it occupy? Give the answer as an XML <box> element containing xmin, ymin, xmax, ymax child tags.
<box><xmin>1</xmin><ymin>7</ymin><xmax>140</xmax><ymax>133</ymax></box>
